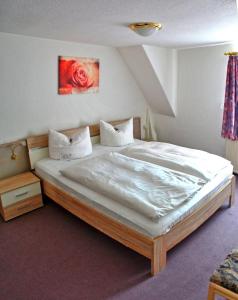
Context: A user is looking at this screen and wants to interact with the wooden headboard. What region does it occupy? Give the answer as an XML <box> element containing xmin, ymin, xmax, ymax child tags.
<box><xmin>27</xmin><ymin>117</ymin><xmax>141</xmax><ymax>169</ymax></box>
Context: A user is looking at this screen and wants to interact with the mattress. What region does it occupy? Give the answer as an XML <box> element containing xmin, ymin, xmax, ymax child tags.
<box><xmin>35</xmin><ymin>143</ymin><xmax>233</xmax><ymax>238</ymax></box>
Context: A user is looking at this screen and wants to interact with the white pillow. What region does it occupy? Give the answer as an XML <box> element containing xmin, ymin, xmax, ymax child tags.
<box><xmin>49</xmin><ymin>126</ymin><xmax>92</xmax><ymax>160</ymax></box>
<box><xmin>100</xmin><ymin>118</ymin><xmax>134</xmax><ymax>147</ymax></box>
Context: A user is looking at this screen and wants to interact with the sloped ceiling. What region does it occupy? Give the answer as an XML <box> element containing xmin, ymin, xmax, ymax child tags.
<box><xmin>119</xmin><ymin>45</ymin><xmax>177</xmax><ymax>116</ymax></box>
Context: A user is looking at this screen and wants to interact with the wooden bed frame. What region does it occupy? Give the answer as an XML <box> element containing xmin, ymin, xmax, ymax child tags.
<box><xmin>26</xmin><ymin>117</ymin><xmax>236</xmax><ymax>276</ymax></box>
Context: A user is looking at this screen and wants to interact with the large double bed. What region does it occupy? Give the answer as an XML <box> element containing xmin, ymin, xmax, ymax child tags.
<box><xmin>27</xmin><ymin>117</ymin><xmax>235</xmax><ymax>276</ymax></box>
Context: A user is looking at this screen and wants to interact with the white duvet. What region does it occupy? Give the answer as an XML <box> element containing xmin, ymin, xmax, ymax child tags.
<box><xmin>120</xmin><ymin>142</ymin><xmax>232</xmax><ymax>181</ymax></box>
<box><xmin>61</xmin><ymin>152</ymin><xmax>205</xmax><ymax>221</ymax></box>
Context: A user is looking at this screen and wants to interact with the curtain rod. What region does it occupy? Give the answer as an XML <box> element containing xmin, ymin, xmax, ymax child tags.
<box><xmin>224</xmin><ymin>51</ymin><xmax>238</xmax><ymax>56</ymax></box>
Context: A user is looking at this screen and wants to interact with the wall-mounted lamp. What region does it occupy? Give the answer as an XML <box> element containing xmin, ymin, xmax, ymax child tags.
<box><xmin>129</xmin><ymin>22</ymin><xmax>162</xmax><ymax>36</ymax></box>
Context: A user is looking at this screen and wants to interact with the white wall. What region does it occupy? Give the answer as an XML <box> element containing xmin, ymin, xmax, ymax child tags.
<box><xmin>0</xmin><ymin>32</ymin><xmax>232</xmax><ymax>159</ymax></box>
<box><xmin>154</xmin><ymin>44</ymin><xmax>231</xmax><ymax>156</ymax></box>
<box><xmin>0</xmin><ymin>33</ymin><xmax>147</xmax><ymax>143</ymax></box>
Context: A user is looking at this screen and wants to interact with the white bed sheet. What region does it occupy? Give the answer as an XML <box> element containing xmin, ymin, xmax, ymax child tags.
<box><xmin>35</xmin><ymin>143</ymin><xmax>233</xmax><ymax>238</ymax></box>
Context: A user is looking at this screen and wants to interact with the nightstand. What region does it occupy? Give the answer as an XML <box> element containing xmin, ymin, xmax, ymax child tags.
<box><xmin>0</xmin><ymin>172</ymin><xmax>43</xmax><ymax>221</ymax></box>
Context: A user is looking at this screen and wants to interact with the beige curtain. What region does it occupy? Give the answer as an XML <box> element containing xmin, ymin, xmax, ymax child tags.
<box><xmin>225</xmin><ymin>139</ymin><xmax>238</xmax><ymax>173</ymax></box>
<box><xmin>143</xmin><ymin>107</ymin><xmax>157</xmax><ymax>141</ymax></box>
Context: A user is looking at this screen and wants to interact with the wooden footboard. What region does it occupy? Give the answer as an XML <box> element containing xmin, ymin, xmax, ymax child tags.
<box><xmin>41</xmin><ymin>175</ymin><xmax>235</xmax><ymax>276</ymax></box>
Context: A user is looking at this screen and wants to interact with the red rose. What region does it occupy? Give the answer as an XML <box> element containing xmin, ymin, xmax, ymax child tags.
<box><xmin>69</xmin><ymin>62</ymin><xmax>93</xmax><ymax>88</ymax></box>
<box><xmin>58</xmin><ymin>58</ymin><xmax>99</xmax><ymax>95</ymax></box>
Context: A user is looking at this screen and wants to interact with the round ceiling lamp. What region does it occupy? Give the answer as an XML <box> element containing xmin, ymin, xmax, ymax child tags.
<box><xmin>129</xmin><ymin>22</ymin><xmax>162</xmax><ymax>36</ymax></box>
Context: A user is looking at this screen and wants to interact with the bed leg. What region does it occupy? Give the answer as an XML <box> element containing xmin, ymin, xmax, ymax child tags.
<box><xmin>151</xmin><ymin>237</ymin><xmax>166</xmax><ymax>276</ymax></box>
<box><xmin>229</xmin><ymin>175</ymin><xmax>236</xmax><ymax>208</ymax></box>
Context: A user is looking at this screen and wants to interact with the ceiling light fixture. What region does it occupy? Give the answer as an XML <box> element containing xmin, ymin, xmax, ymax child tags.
<box><xmin>129</xmin><ymin>22</ymin><xmax>162</xmax><ymax>36</ymax></box>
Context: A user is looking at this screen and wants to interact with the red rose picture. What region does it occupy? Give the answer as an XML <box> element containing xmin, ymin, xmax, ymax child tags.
<box><xmin>58</xmin><ymin>56</ymin><xmax>99</xmax><ymax>95</ymax></box>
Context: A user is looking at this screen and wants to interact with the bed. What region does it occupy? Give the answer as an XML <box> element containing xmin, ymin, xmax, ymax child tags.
<box><xmin>26</xmin><ymin>117</ymin><xmax>236</xmax><ymax>276</ymax></box>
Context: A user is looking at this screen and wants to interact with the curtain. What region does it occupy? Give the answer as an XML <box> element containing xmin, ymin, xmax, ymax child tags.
<box><xmin>221</xmin><ymin>56</ymin><xmax>238</xmax><ymax>140</ymax></box>
<box><xmin>143</xmin><ymin>107</ymin><xmax>157</xmax><ymax>141</ymax></box>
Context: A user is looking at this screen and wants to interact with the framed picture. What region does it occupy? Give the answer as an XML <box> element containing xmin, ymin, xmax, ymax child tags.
<box><xmin>58</xmin><ymin>56</ymin><xmax>99</xmax><ymax>95</ymax></box>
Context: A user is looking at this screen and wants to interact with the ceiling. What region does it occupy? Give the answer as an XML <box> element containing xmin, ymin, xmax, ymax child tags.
<box><xmin>0</xmin><ymin>0</ymin><xmax>237</xmax><ymax>48</ymax></box>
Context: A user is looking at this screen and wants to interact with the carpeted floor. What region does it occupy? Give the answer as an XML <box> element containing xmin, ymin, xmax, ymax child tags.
<box><xmin>0</xmin><ymin>180</ymin><xmax>237</xmax><ymax>300</ymax></box>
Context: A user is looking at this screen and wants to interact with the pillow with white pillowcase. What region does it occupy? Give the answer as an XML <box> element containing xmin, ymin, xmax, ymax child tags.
<box><xmin>100</xmin><ymin>118</ymin><xmax>134</xmax><ymax>147</ymax></box>
<box><xmin>49</xmin><ymin>126</ymin><xmax>92</xmax><ymax>160</ymax></box>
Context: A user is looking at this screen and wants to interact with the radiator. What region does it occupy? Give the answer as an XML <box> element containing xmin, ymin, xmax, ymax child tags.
<box><xmin>225</xmin><ymin>139</ymin><xmax>238</xmax><ymax>174</ymax></box>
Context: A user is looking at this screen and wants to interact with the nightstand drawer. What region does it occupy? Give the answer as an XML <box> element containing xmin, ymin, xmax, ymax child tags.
<box><xmin>1</xmin><ymin>182</ymin><xmax>41</xmax><ymax>208</ymax></box>
<box><xmin>3</xmin><ymin>195</ymin><xmax>43</xmax><ymax>221</ymax></box>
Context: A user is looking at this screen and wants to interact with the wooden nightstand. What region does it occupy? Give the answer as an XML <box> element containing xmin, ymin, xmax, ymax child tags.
<box><xmin>0</xmin><ymin>172</ymin><xmax>43</xmax><ymax>221</ymax></box>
